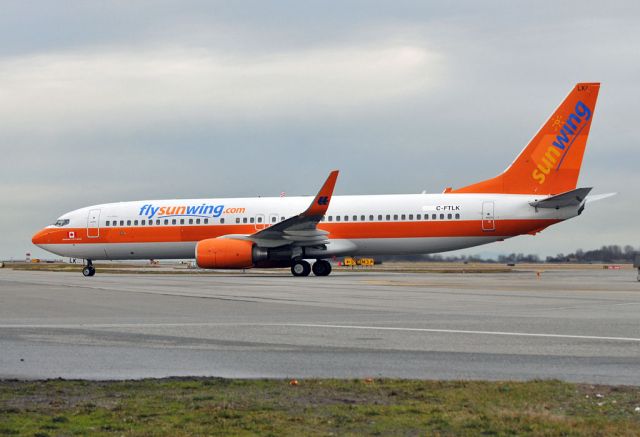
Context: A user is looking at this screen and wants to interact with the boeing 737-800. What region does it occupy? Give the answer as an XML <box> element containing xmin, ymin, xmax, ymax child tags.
<box><xmin>33</xmin><ymin>82</ymin><xmax>610</xmax><ymax>277</ymax></box>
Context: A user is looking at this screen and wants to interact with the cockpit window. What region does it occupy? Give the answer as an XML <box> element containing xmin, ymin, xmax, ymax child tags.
<box><xmin>53</xmin><ymin>219</ymin><xmax>70</xmax><ymax>227</ymax></box>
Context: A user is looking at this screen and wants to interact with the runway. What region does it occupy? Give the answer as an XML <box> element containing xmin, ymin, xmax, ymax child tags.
<box><xmin>1</xmin><ymin>268</ymin><xmax>639</xmax><ymax>384</ymax></box>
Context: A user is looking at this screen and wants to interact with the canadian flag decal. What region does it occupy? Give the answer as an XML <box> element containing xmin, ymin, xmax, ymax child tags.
<box><xmin>68</xmin><ymin>231</ymin><xmax>75</xmax><ymax>239</ymax></box>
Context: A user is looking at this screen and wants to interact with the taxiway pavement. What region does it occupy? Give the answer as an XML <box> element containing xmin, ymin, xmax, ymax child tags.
<box><xmin>1</xmin><ymin>268</ymin><xmax>639</xmax><ymax>383</ymax></box>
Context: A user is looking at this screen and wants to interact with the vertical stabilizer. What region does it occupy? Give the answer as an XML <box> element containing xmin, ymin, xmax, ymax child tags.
<box><xmin>452</xmin><ymin>83</ymin><xmax>600</xmax><ymax>195</ymax></box>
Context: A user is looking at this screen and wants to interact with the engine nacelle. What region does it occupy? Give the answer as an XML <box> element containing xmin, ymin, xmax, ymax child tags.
<box><xmin>195</xmin><ymin>238</ymin><xmax>267</xmax><ymax>269</ymax></box>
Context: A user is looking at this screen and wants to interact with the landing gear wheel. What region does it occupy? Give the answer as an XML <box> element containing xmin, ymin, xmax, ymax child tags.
<box><xmin>82</xmin><ymin>265</ymin><xmax>95</xmax><ymax>277</ymax></box>
<box><xmin>312</xmin><ymin>260</ymin><xmax>332</xmax><ymax>276</ymax></box>
<box><xmin>291</xmin><ymin>260</ymin><xmax>311</xmax><ymax>277</ymax></box>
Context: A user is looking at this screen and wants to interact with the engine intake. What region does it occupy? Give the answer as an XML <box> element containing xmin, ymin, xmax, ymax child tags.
<box><xmin>195</xmin><ymin>238</ymin><xmax>267</xmax><ymax>269</ymax></box>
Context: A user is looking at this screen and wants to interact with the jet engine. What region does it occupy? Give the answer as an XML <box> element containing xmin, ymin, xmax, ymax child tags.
<box><xmin>195</xmin><ymin>238</ymin><xmax>267</xmax><ymax>269</ymax></box>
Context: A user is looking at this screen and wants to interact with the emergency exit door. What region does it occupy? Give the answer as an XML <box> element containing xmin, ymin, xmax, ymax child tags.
<box><xmin>87</xmin><ymin>209</ymin><xmax>101</xmax><ymax>238</ymax></box>
<box><xmin>482</xmin><ymin>201</ymin><xmax>495</xmax><ymax>231</ymax></box>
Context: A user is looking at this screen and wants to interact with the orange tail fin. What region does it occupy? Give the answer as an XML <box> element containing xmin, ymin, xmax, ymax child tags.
<box><xmin>452</xmin><ymin>83</ymin><xmax>600</xmax><ymax>195</ymax></box>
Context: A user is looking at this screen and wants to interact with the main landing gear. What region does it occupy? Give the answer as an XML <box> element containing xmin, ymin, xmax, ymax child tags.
<box><xmin>291</xmin><ymin>259</ymin><xmax>332</xmax><ymax>277</ymax></box>
<box><xmin>82</xmin><ymin>260</ymin><xmax>96</xmax><ymax>277</ymax></box>
<box><xmin>312</xmin><ymin>259</ymin><xmax>332</xmax><ymax>276</ymax></box>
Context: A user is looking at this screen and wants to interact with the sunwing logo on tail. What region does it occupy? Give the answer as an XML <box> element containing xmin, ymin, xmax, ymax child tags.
<box><xmin>532</xmin><ymin>101</ymin><xmax>592</xmax><ymax>185</ymax></box>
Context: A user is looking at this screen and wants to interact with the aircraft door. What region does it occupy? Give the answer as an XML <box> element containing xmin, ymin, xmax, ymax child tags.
<box><xmin>482</xmin><ymin>201</ymin><xmax>495</xmax><ymax>231</ymax></box>
<box><xmin>87</xmin><ymin>209</ymin><xmax>101</xmax><ymax>238</ymax></box>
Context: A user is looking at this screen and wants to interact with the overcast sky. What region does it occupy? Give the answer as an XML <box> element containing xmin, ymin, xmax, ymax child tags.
<box><xmin>2</xmin><ymin>1</ymin><xmax>638</xmax><ymax>260</ymax></box>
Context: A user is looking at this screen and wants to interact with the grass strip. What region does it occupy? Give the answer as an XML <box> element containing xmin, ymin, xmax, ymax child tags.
<box><xmin>1</xmin><ymin>378</ymin><xmax>639</xmax><ymax>436</ymax></box>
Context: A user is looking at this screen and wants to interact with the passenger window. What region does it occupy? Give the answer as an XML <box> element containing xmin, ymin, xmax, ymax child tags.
<box><xmin>106</xmin><ymin>221</ymin><xmax>110</xmax><ymax>226</ymax></box>
<box><xmin>250</xmin><ymin>217</ymin><xmax>254</xmax><ymax>223</ymax></box>
<box><xmin>369</xmin><ymin>215</ymin><xmax>373</xmax><ymax>221</ymax></box>
<box><xmin>386</xmin><ymin>214</ymin><xmax>390</xmax><ymax>220</ymax></box>
<box><xmin>204</xmin><ymin>219</ymin><xmax>209</xmax><ymax>224</ymax></box>
<box><xmin>164</xmin><ymin>219</ymin><xmax>169</xmax><ymax>225</ymax></box>
<box><xmin>440</xmin><ymin>214</ymin><xmax>444</xmax><ymax>220</ymax></box>
<box><xmin>455</xmin><ymin>213</ymin><xmax>460</xmax><ymax>219</ymax></box>
<box><xmin>148</xmin><ymin>220</ymin><xmax>153</xmax><ymax>226</ymax></box>
<box><xmin>281</xmin><ymin>217</ymin><xmax>285</xmax><ymax>221</ymax></box>
<box><xmin>336</xmin><ymin>216</ymin><xmax>341</xmax><ymax>221</ymax></box>
<box><xmin>172</xmin><ymin>219</ymin><xmax>177</xmax><ymax>225</ymax></box>
<box><xmin>393</xmin><ymin>214</ymin><xmax>398</xmax><ymax>220</ymax></box>
<box><xmin>180</xmin><ymin>219</ymin><xmax>185</xmax><ymax>225</ymax></box>
<box><xmin>378</xmin><ymin>215</ymin><xmax>382</xmax><ymax>220</ymax></box>
<box><xmin>127</xmin><ymin>220</ymin><xmax>131</xmax><ymax>226</ymax></box>
<box><xmin>401</xmin><ymin>214</ymin><xmax>406</xmax><ymax>220</ymax></box>
<box><xmin>220</xmin><ymin>218</ymin><xmax>225</xmax><ymax>224</ymax></box>
<box><xmin>328</xmin><ymin>216</ymin><xmax>333</xmax><ymax>222</ymax></box>
<box><xmin>447</xmin><ymin>213</ymin><xmax>452</xmax><ymax>219</ymax></box>
<box><xmin>432</xmin><ymin>214</ymin><xmax>436</xmax><ymax>220</ymax></box>
<box><xmin>236</xmin><ymin>218</ymin><xmax>240</xmax><ymax>224</ymax></box>
<box><xmin>134</xmin><ymin>220</ymin><xmax>138</xmax><ymax>226</ymax></box>
<box><xmin>344</xmin><ymin>216</ymin><xmax>348</xmax><ymax>222</ymax></box>
<box><xmin>257</xmin><ymin>217</ymin><xmax>263</xmax><ymax>223</ymax></box>
<box><xmin>243</xmin><ymin>217</ymin><xmax>247</xmax><ymax>223</ymax></box>
<box><xmin>353</xmin><ymin>215</ymin><xmax>358</xmax><ymax>221</ymax></box>
<box><xmin>196</xmin><ymin>219</ymin><xmax>201</xmax><ymax>224</ymax></box>
<box><xmin>156</xmin><ymin>219</ymin><xmax>160</xmax><ymax>225</ymax></box>
<box><xmin>409</xmin><ymin>214</ymin><xmax>413</xmax><ymax>220</ymax></box>
<box><xmin>141</xmin><ymin>220</ymin><xmax>145</xmax><ymax>225</ymax></box>
<box><xmin>417</xmin><ymin>214</ymin><xmax>421</xmax><ymax>220</ymax></box>
<box><xmin>272</xmin><ymin>216</ymin><xmax>277</xmax><ymax>223</ymax></box>
<box><xmin>189</xmin><ymin>218</ymin><xmax>193</xmax><ymax>224</ymax></box>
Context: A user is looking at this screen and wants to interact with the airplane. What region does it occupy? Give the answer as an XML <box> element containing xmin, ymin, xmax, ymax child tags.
<box><xmin>32</xmin><ymin>82</ymin><xmax>611</xmax><ymax>277</ymax></box>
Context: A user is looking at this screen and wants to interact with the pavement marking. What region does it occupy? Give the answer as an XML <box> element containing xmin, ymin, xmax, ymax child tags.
<box><xmin>284</xmin><ymin>324</ymin><xmax>640</xmax><ymax>343</ymax></box>
<box><xmin>1</xmin><ymin>322</ymin><xmax>640</xmax><ymax>343</ymax></box>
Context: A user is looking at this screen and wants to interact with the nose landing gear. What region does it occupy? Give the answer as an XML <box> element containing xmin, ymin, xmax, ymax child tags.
<box><xmin>82</xmin><ymin>260</ymin><xmax>96</xmax><ymax>277</ymax></box>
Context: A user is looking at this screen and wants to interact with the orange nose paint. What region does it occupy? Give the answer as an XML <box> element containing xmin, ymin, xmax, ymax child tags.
<box><xmin>32</xmin><ymin>229</ymin><xmax>53</xmax><ymax>245</ymax></box>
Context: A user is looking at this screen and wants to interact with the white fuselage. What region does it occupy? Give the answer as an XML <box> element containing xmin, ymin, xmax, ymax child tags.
<box><xmin>33</xmin><ymin>193</ymin><xmax>574</xmax><ymax>260</ymax></box>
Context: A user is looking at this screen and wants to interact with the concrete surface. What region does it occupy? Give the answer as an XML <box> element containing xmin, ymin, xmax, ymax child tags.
<box><xmin>0</xmin><ymin>268</ymin><xmax>639</xmax><ymax>384</ymax></box>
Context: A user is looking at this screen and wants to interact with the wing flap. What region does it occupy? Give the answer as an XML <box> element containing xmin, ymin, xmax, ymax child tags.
<box><xmin>284</xmin><ymin>229</ymin><xmax>329</xmax><ymax>237</ymax></box>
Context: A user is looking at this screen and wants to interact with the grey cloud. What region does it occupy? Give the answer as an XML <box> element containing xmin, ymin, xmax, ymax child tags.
<box><xmin>1</xmin><ymin>0</ymin><xmax>638</xmax><ymax>259</ymax></box>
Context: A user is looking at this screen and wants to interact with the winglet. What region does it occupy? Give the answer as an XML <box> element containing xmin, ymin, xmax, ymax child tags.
<box><xmin>302</xmin><ymin>170</ymin><xmax>339</xmax><ymax>217</ymax></box>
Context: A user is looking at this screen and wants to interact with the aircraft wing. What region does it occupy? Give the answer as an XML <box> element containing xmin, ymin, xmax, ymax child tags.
<box><xmin>246</xmin><ymin>170</ymin><xmax>339</xmax><ymax>248</ymax></box>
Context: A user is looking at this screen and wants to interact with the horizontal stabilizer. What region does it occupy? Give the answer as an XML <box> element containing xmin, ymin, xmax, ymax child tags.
<box><xmin>529</xmin><ymin>187</ymin><xmax>592</xmax><ymax>209</ymax></box>
<box><xmin>585</xmin><ymin>192</ymin><xmax>617</xmax><ymax>204</ymax></box>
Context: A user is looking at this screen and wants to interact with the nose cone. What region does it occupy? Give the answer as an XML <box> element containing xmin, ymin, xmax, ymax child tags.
<box><xmin>32</xmin><ymin>228</ymin><xmax>50</xmax><ymax>246</ymax></box>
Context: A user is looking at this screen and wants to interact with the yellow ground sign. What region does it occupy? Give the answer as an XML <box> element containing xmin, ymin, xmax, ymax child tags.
<box><xmin>343</xmin><ymin>257</ymin><xmax>374</xmax><ymax>267</ymax></box>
